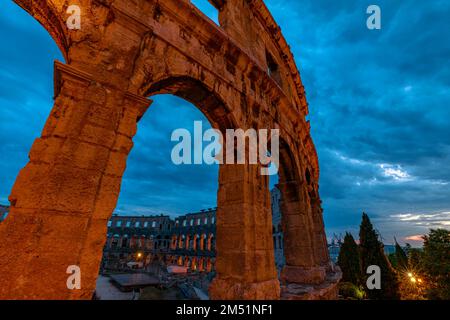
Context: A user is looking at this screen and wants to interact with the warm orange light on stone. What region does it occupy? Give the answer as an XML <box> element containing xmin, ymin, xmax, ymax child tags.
<box><xmin>0</xmin><ymin>0</ymin><xmax>340</xmax><ymax>300</ymax></box>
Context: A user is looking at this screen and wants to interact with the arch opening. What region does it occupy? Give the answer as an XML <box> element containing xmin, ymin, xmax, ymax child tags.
<box><xmin>144</xmin><ymin>76</ymin><xmax>237</xmax><ymax>133</ymax></box>
<box><xmin>13</xmin><ymin>0</ymin><xmax>69</xmax><ymax>62</ymax></box>
<box><xmin>98</xmin><ymin>87</ymin><xmax>223</xmax><ymax>299</ymax></box>
<box><xmin>269</xmin><ymin>138</ymin><xmax>311</xmax><ymax>279</ymax></box>
<box><xmin>0</xmin><ymin>0</ymin><xmax>336</xmax><ymax>301</ymax></box>
<box><xmin>0</xmin><ymin>1</ymin><xmax>64</xmax><ymax>220</ymax></box>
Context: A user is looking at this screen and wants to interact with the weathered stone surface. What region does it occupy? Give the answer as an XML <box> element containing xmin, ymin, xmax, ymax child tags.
<box><xmin>0</xmin><ymin>0</ymin><xmax>340</xmax><ymax>299</ymax></box>
<box><xmin>281</xmin><ymin>267</ymin><xmax>342</xmax><ymax>300</ymax></box>
<box><xmin>210</xmin><ymin>277</ymin><xmax>281</xmax><ymax>300</ymax></box>
<box><xmin>280</xmin><ymin>265</ymin><xmax>327</xmax><ymax>285</ymax></box>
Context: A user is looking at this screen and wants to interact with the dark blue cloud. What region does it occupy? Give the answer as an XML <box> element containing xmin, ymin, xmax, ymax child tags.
<box><xmin>116</xmin><ymin>95</ymin><xmax>218</xmax><ymax>216</ymax></box>
<box><xmin>266</xmin><ymin>0</ymin><xmax>450</xmax><ymax>243</ymax></box>
<box><xmin>0</xmin><ymin>1</ymin><xmax>63</xmax><ymax>204</ymax></box>
<box><xmin>0</xmin><ymin>1</ymin><xmax>449</xmax><ymax>245</ymax></box>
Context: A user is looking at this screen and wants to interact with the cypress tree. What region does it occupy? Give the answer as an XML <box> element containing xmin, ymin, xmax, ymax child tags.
<box><xmin>394</xmin><ymin>239</ymin><xmax>408</xmax><ymax>271</ymax></box>
<box><xmin>359</xmin><ymin>212</ymin><xmax>400</xmax><ymax>300</ymax></box>
<box><xmin>337</xmin><ymin>232</ymin><xmax>361</xmax><ymax>285</ymax></box>
<box><xmin>388</xmin><ymin>253</ymin><xmax>397</xmax><ymax>269</ymax></box>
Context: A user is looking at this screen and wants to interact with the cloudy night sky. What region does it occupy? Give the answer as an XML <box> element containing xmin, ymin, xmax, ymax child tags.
<box><xmin>0</xmin><ymin>1</ymin><xmax>449</xmax><ymax>246</ymax></box>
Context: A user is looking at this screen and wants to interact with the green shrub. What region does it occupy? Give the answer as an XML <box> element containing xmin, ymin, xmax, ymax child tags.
<box><xmin>339</xmin><ymin>282</ymin><xmax>365</xmax><ymax>300</ymax></box>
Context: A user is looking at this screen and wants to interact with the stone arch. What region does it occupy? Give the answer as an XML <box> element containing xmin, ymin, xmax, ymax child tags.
<box><xmin>180</xmin><ymin>235</ymin><xmax>185</xmax><ymax>249</ymax></box>
<box><xmin>198</xmin><ymin>257</ymin><xmax>205</xmax><ymax>272</ymax></box>
<box><xmin>13</xmin><ymin>0</ymin><xmax>69</xmax><ymax>61</ymax></box>
<box><xmin>207</xmin><ymin>233</ymin><xmax>214</xmax><ymax>251</ymax></box>
<box><xmin>111</xmin><ymin>234</ymin><xmax>120</xmax><ymax>248</ymax></box>
<box><xmin>306</xmin><ymin>167</ymin><xmax>330</xmax><ymax>267</ymax></box>
<box><xmin>273</xmin><ymin>137</ymin><xmax>328</xmax><ymax>286</ymax></box>
<box><xmin>193</xmin><ymin>234</ymin><xmax>200</xmax><ymax>251</ymax></box>
<box><xmin>121</xmin><ymin>235</ymin><xmax>129</xmax><ymax>248</ymax></box>
<box><xmin>171</xmin><ymin>234</ymin><xmax>178</xmax><ymax>250</ymax></box>
<box><xmin>185</xmin><ymin>234</ymin><xmax>191</xmax><ymax>250</ymax></box>
<box><xmin>200</xmin><ymin>233</ymin><xmax>206</xmax><ymax>251</ymax></box>
<box><xmin>139</xmin><ymin>235</ymin><xmax>146</xmax><ymax>248</ymax></box>
<box><xmin>0</xmin><ymin>0</ymin><xmax>339</xmax><ymax>300</ymax></box>
<box><xmin>192</xmin><ymin>257</ymin><xmax>198</xmax><ymax>271</ymax></box>
<box><xmin>146</xmin><ymin>237</ymin><xmax>153</xmax><ymax>249</ymax></box>
<box><xmin>138</xmin><ymin>74</ymin><xmax>283</xmax><ymax>299</ymax></box>
<box><xmin>143</xmin><ymin>75</ymin><xmax>239</xmax><ymax>134</ymax></box>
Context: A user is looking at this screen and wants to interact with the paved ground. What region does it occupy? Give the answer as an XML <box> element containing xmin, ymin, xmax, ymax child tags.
<box><xmin>110</xmin><ymin>273</ymin><xmax>160</xmax><ymax>289</ymax></box>
<box><xmin>193</xmin><ymin>287</ymin><xmax>209</xmax><ymax>300</ymax></box>
<box><xmin>95</xmin><ymin>275</ymin><xmax>135</xmax><ymax>300</ymax></box>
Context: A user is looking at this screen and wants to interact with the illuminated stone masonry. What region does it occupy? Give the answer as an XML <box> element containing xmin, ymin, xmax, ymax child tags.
<box><xmin>101</xmin><ymin>194</ymin><xmax>283</xmax><ymax>275</ymax></box>
<box><xmin>101</xmin><ymin>209</ymin><xmax>217</xmax><ymax>273</ymax></box>
<box><xmin>0</xmin><ymin>0</ymin><xmax>340</xmax><ymax>299</ymax></box>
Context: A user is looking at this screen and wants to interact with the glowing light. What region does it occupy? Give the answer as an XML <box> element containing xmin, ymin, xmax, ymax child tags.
<box><xmin>407</xmin><ymin>273</ymin><xmax>413</xmax><ymax>277</ymax></box>
<box><xmin>137</xmin><ymin>253</ymin><xmax>142</xmax><ymax>258</ymax></box>
<box><xmin>410</xmin><ymin>277</ymin><xmax>416</xmax><ymax>283</ymax></box>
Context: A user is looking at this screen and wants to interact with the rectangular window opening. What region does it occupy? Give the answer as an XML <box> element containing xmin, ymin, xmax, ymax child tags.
<box><xmin>266</xmin><ymin>50</ymin><xmax>282</xmax><ymax>87</ymax></box>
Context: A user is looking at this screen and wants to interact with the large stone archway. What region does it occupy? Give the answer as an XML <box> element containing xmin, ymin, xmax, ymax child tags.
<box><xmin>0</xmin><ymin>0</ymin><xmax>340</xmax><ymax>299</ymax></box>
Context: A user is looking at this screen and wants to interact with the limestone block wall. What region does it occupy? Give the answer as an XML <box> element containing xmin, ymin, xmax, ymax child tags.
<box><xmin>0</xmin><ymin>0</ymin><xmax>339</xmax><ymax>300</ymax></box>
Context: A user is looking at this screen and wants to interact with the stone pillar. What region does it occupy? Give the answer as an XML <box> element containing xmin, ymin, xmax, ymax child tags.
<box><xmin>279</xmin><ymin>181</ymin><xmax>327</xmax><ymax>285</ymax></box>
<box><xmin>309</xmin><ymin>187</ymin><xmax>331</xmax><ymax>267</ymax></box>
<box><xmin>209</xmin><ymin>163</ymin><xmax>280</xmax><ymax>300</ymax></box>
<box><xmin>0</xmin><ymin>61</ymin><xmax>151</xmax><ymax>299</ymax></box>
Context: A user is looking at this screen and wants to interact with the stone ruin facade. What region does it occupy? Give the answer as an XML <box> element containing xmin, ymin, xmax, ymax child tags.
<box><xmin>0</xmin><ymin>0</ymin><xmax>340</xmax><ymax>299</ymax></box>
<box><xmin>101</xmin><ymin>209</ymin><xmax>217</xmax><ymax>273</ymax></box>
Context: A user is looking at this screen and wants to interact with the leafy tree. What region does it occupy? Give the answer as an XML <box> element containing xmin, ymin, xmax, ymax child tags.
<box><xmin>421</xmin><ymin>229</ymin><xmax>450</xmax><ymax>300</ymax></box>
<box><xmin>359</xmin><ymin>212</ymin><xmax>400</xmax><ymax>300</ymax></box>
<box><xmin>408</xmin><ymin>248</ymin><xmax>423</xmax><ymax>272</ymax></box>
<box><xmin>397</xmin><ymin>247</ymin><xmax>427</xmax><ymax>300</ymax></box>
<box><xmin>337</xmin><ymin>232</ymin><xmax>361</xmax><ymax>285</ymax></box>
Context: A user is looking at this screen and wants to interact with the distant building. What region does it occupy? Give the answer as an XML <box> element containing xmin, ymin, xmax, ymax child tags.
<box><xmin>328</xmin><ymin>236</ymin><xmax>342</xmax><ymax>263</ymax></box>
<box><xmin>101</xmin><ymin>214</ymin><xmax>173</xmax><ymax>270</ymax></box>
<box><xmin>167</xmin><ymin>208</ymin><xmax>216</xmax><ymax>272</ymax></box>
<box><xmin>101</xmin><ymin>189</ymin><xmax>285</xmax><ymax>274</ymax></box>
<box><xmin>101</xmin><ymin>209</ymin><xmax>217</xmax><ymax>273</ymax></box>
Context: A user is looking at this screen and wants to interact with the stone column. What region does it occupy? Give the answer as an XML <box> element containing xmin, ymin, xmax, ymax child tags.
<box><xmin>279</xmin><ymin>181</ymin><xmax>327</xmax><ymax>285</ymax></box>
<box><xmin>209</xmin><ymin>163</ymin><xmax>280</xmax><ymax>300</ymax></box>
<box><xmin>0</xmin><ymin>61</ymin><xmax>151</xmax><ymax>299</ymax></box>
<box><xmin>309</xmin><ymin>186</ymin><xmax>331</xmax><ymax>267</ymax></box>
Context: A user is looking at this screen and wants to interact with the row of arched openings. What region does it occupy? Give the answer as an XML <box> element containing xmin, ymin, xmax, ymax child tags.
<box><xmin>171</xmin><ymin>233</ymin><xmax>215</xmax><ymax>251</ymax></box>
